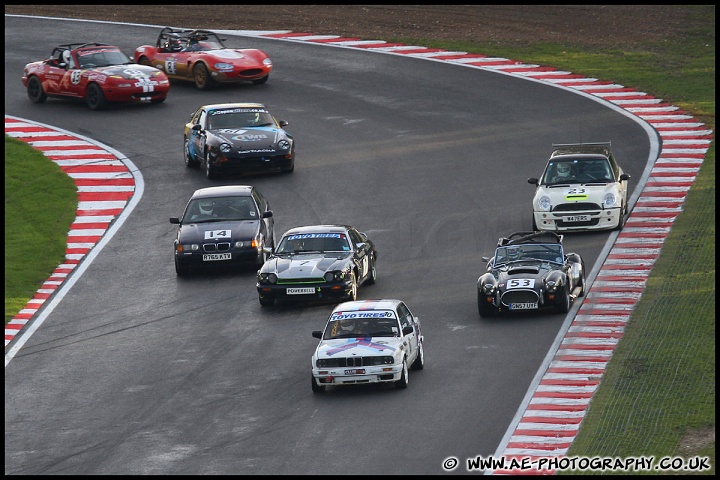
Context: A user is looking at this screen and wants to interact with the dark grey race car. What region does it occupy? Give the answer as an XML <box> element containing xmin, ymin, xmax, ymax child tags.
<box><xmin>477</xmin><ymin>231</ymin><xmax>585</xmax><ymax>317</ymax></box>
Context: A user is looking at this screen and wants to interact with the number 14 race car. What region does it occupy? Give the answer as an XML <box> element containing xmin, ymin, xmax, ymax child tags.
<box><xmin>477</xmin><ymin>231</ymin><xmax>586</xmax><ymax>317</ymax></box>
<box><xmin>22</xmin><ymin>43</ymin><xmax>170</xmax><ymax>110</ymax></box>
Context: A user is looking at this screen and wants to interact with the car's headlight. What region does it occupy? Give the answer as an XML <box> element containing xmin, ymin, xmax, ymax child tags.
<box><xmin>219</xmin><ymin>143</ymin><xmax>232</xmax><ymax>153</ymax></box>
<box><xmin>603</xmin><ymin>192</ymin><xmax>617</xmax><ymax>208</ymax></box>
<box><xmin>324</xmin><ymin>270</ymin><xmax>347</xmax><ymax>282</ymax></box>
<box><xmin>482</xmin><ymin>283</ymin><xmax>495</xmax><ymax>294</ymax></box>
<box><xmin>213</xmin><ymin>62</ymin><xmax>234</xmax><ymax>71</ymax></box>
<box><xmin>545</xmin><ymin>279</ymin><xmax>558</xmax><ymax>292</ymax></box>
<box><xmin>537</xmin><ymin>195</ymin><xmax>552</xmax><ymax>211</ymax></box>
<box><xmin>277</xmin><ymin>139</ymin><xmax>291</xmax><ymax>150</ymax></box>
<box><xmin>257</xmin><ymin>272</ymin><xmax>277</xmax><ymax>284</ymax></box>
<box><xmin>178</xmin><ymin>244</ymin><xmax>200</xmax><ymax>252</ymax></box>
<box><xmin>235</xmin><ymin>236</ymin><xmax>261</xmax><ymax>249</ymax></box>
<box><xmin>263</xmin><ymin>58</ymin><xmax>272</xmax><ymax>67</ymax></box>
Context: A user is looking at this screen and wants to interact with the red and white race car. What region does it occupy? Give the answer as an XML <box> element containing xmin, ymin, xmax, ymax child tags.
<box><xmin>134</xmin><ymin>27</ymin><xmax>272</xmax><ymax>90</ymax></box>
<box><xmin>22</xmin><ymin>42</ymin><xmax>171</xmax><ymax>110</ymax></box>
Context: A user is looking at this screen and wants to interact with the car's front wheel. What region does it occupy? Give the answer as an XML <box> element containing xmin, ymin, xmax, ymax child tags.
<box><xmin>347</xmin><ymin>272</ymin><xmax>358</xmax><ymax>301</ymax></box>
<box><xmin>259</xmin><ymin>296</ymin><xmax>274</xmax><ymax>307</ymax></box>
<box><xmin>311</xmin><ymin>375</ymin><xmax>325</xmax><ymax>393</ymax></box>
<box><xmin>137</xmin><ymin>56</ymin><xmax>152</xmax><ymax>67</ymax></box>
<box><xmin>86</xmin><ymin>83</ymin><xmax>107</xmax><ymax>110</ymax></box>
<box><xmin>27</xmin><ymin>76</ymin><xmax>47</xmax><ymax>103</ymax></box>
<box><xmin>365</xmin><ymin>255</ymin><xmax>377</xmax><ymax>285</ymax></box>
<box><xmin>395</xmin><ymin>361</ymin><xmax>409</xmax><ymax>389</ymax></box>
<box><xmin>555</xmin><ymin>285</ymin><xmax>571</xmax><ymax>313</ymax></box>
<box><xmin>175</xmin><ymin>258</ymin><xmax>190</xmax><ymax>276</ymax></box>
<box><xmin>204</xmin><ymin>151</ymin><xmax>217</xmax><ymax>180</ymax></box>
<box><xmin>184</xmin><ymin>138</ymin><xmax>199</xmax><ymax>168</ymax></box>
<box><xmin>193</xmin><ymin>63</ymin><xmax>214</xmax><ymax>90</ymax></box>
<box><xmin>478</xmin><ymin>292</ymin><xmax>495</xmax><ymax>317</ymax></box>
<box><xmin>411</xmin><ymin>342</ymin><xmax>424</xmax><ymax>371</ymax></box>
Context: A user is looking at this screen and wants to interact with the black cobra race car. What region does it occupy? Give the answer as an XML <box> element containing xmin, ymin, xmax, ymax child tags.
<box><xmin>183</xmin><ymin>102</ymin><xmax>295</xmax><ymax>179</ymax></box>
<box><xmin>256</xmin><ymin>225</ymin><xmax>377</xmax><ymax>307</ymax></box>
<box><xmin>476</xmin><ymin>231</ymin><xmax>585</xmax><ymax>317</ymax></box>
<box><xmin>169</xmin><ymin>185</ymin><xmax>275</xmax><ymax>275</ymax></box>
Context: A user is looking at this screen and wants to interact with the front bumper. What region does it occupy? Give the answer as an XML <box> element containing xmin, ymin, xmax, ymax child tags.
<box><xmin>175</xmin><ymin>248</ymin><xmax>263</xmax><ymax>269</ymax></box>
<box><xmin>533</xmin><ymin>206</ymin><xmax>622</xmax><ymax>231</ymax></box>
<box><xmin>312</xmin><ymin>364</ymin><xmax>403</xmax><ymax>386</ymax></box>
<box><xmin>257</xmin><ymin>281</ymin><xmax>352</xmax><ymax>303</ymax></box>
<box><xmin>210</xmin><ymin>153</ymin><xmax>294</xmax><ymax>174</ymax></box>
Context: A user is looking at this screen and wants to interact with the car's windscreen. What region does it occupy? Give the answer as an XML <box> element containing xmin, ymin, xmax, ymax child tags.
<box><xmin>182</xmin><ymin>196</ymin><xmax>258</xmax><ymax>223</ymax></box>
<box><xmin>76</xmin><ymin>48</ymin><xmax>131</xmax><ymax>68</ymax></box>
<box><xmin>323</xmin><ymin>311</ymin><xmax>399</xmax><ymax>339</ymax></box>
<box><xmin>276</xmin><ymin>233</ymin><xmax>351</xmax><ymax>254</ymax></box>
<box><xmin>541</xmin><ymin>158</ymin><xmax>614</xmax><ymax>185</ymax></box>
<box><xmin>494</xmin><ymin>244</ymin><xmax>564</xmax><ymax>265</ymax></box>
<box><xmin>207</xmin><ymin>108</ymin><xmax>275</xmax><ymax>129</ymax></box>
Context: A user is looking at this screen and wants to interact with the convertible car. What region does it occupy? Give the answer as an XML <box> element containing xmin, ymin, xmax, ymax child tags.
<box><xmin>22</xmin><ymin>42</ymin><xmax>170</xmax><ymax>110</ymax></box>
<box><xmin>134</xmin><ymin>27</ymin><xmax>272</xmax><ymax>90</ymax></box>
<box><xmin>256</xmin><ymin>225</ymin><xmax>377</xmax><ymax>307</ymax></box>
<box><xmin>476</xmin><ymin>231</ymin><xmax>585</xmax><ymax>317</ymax></box>
<box><xmin>183</xmin><ymin>102</ymin><xmax>295</xmax><ymax>178</ymax></box>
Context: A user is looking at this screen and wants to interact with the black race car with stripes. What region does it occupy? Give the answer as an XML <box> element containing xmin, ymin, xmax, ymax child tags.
<box><xmin>256</xmin><ymin>225</ymin><xmax>377</xmax><ymax>307</ymax></box>
<box><xmin>477</xmin><ymin>231</ymin><xmax>586</xmax><ymax>317</ymax></box>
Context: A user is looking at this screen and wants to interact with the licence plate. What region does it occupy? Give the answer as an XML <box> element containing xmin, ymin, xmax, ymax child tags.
<box><xmin>344</xmin><ymin>369</ymin><xmax>365</xmax><ymax>375</ymax></box>
<box><xmin>509</xmin><ymin>302</ymin><xmax>538</xmax><ymax>310</ymax></box>
<box><xmin>563</xmin><ymin>215</ymin><xmax>590</xmax><ymax>223</ymax></box>
<box><xmin>203</xmin><ymin>253</ymin><xmax>232</xmax><ymax>261</ymax></box>
<box><xmin>287</xmin><ymin>287</ymin><xmax>315</xmax><ymax>295</ymax></box>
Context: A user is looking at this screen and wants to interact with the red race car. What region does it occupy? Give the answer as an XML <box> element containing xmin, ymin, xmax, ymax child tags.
<box><xmin>22</xmin><ymin>42</ymin><xmax>171</xmax><ymax>110</ymax></box>
<box><xmin>134</xmin><ymin>27</ymin><xmax>272</xmax><ymax>90</ymax></box>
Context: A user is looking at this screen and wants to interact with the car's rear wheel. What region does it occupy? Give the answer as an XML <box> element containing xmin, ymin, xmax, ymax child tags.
<box><xmin>27</xmin><ymin>76</ymin><xmax>47</xmax><ymax>103</ymax></box>
<box><xmin>193</xmin><ymin>63</ymin><xmax>214</xmax><ymax>90</ymax></box>
<box><xmin>311</xmin><ymin>375</ymin><xmax>326</xmax><ymax>393</ymax></box>
<box><xmin>204</xmin><ymin>151</ymin><xmax>217</xmax><ymax>180</ymax></box>
<box><xmin>252</xmin><ymin>74</ymin><xmax>269</xmax><ymax>85</ymax></box>
<box><xmin>184</xmin><ymin>138</ymin><xmax>199</xmax><ymax>168</ymax></box>
<box><xmin>411</xmin><ymin>342</ymin><xmax>424</xmax><ymax>371</ymax></box>
<box><xmin>86</xmin><ymin>83</ymin><xmax>107</xmax><ymax>110</ymax></box>
<box><xmin>365</xmin><ymin>255</ymin><xmax>377</xmax><ymax>285</ymax></box>
<box><xmin>395</xmin><ymin>361</ymin><xmax>409</xmax><ymax>389</ymax></box>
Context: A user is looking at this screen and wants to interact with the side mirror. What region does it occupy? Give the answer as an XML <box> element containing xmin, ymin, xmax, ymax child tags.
<box><xmin>262</xmin><ymin>210</ymin><xmax>273</xmax><ymax>218</ymax></box>
<box><xmin>528</xmin><ymin>177</ymin><xmax>539</xmax><ymax>185</ymax></box>
<box><xmin>169</xmin><ymin>217</ymin><xmax>180</xmax><ymax>224</ymax></box>
<box><xmin>192</xmin><ymin>124</ymin><xmax>202</xmax><ymax>131</ymax></box>
<box><xmin>620</xmin><ymin>173</ymin><xmax>630</xmax><ymax>181</ymax></box>
<box><xmin>312</xmin><ymin>331</ymin><xmax>322</xmax><ymax>339</ymax></box>
<box><xmin>278</xmin><ymin>120</ymin><xmax>288</xmax><ymax>128</ymax></box>
<box><xmin>402</xmin><ymin>326</ymin><xmax>414</xmax><ymax>336</ymax></box>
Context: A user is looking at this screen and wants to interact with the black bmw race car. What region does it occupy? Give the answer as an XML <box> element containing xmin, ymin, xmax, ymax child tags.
<box><xmin>169</xmin><ymin>185</ymin><xmax>275</xmax><ymax>276</ymax></box>
<box><xmin>256</xmin><ymin>225</ymin><xmax>377</xmax><ymax>307</ymax></box>
<box><xmin>183</xmin><ymin>102</ymin><xmax>295</xmax><ymax>179</ymax></box>
<box><xmin>476</xmin><ymin>231</ymin><xmax>585</xmax><ymax>317</ymax></box>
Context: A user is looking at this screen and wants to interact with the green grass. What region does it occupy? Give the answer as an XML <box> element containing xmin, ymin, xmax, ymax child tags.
<box><xmin>4</xmin><ymin>7</ymin><xmax>714</xmax><ymax>475</ymax></box>
<box><xmin>5</xmin><ymin>135</ymin><xmax>78</xmax><ymax>323</ymax></box>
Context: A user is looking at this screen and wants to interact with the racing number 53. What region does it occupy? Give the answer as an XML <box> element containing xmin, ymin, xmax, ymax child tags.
<box><xmin>507</xmin><ymin>278</ymin><xmax>535</xmax><ymax>289</ymax></box>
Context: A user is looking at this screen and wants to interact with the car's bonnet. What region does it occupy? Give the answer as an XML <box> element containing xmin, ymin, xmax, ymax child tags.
<box><xmin>179</xmin><ymin>220</ymin><xmax>259</xmax><ymax>241</ymax></box>
<box><xmin>315</xmin><ymin>337</ymin><xmax>402</xmax><ymax>358</ymax></box>
<box><xmin>269</xmin><ymin>253</ymin><xmax>349</xmax><ymax>277</ymax></box>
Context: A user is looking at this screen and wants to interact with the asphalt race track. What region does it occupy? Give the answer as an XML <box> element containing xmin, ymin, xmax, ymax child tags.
<box><xmin>4</xmin><ymin>15</ymin><xmax>670</xmax><ymax>475</ymax></box>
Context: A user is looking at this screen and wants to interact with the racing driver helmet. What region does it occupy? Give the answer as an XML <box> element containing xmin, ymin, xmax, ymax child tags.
<box><xmin>555</xmin><ymin>162</ymin><xmax>572</xmax><ymax>180</ymax></box>
<box><xmin>339</xmin><ymin>318</ymin><xmax>356</xmax><ymax>333</ymax></box>
<box><xmin>198</xmin><ymin>199</ymin><xmax>214</xmax><ymax>216</ymax></box>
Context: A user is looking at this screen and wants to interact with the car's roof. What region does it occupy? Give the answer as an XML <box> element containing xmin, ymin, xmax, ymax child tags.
<box><xmin>202</xmin><ymin>103</ymin><xmax>267</xmax><ymax>111</ymax></box>
<box><xmin>190</xmin><ymin>185</ymin><xmax>254</xmax><ymax>199</ymax></box>
<box><xmin>550</xmin><ymin>142</ymin><xmax>613</xmax><ymax>159</ymax></box>
<box><xmin>332</xmin><ymin>299</ymin><xmax>403</xmax><ymax>313</ymax></box>
<box><xmin>282</xmin><ymin>225</ymin><xmax>351</xmax><ymax>236</ymax></box>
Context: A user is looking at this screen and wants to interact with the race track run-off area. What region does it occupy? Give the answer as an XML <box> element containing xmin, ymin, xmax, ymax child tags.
<box><xmin>4</xmin><ymin>27</ymin><xmax>712</xmax><ymax>475</ymax></box>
